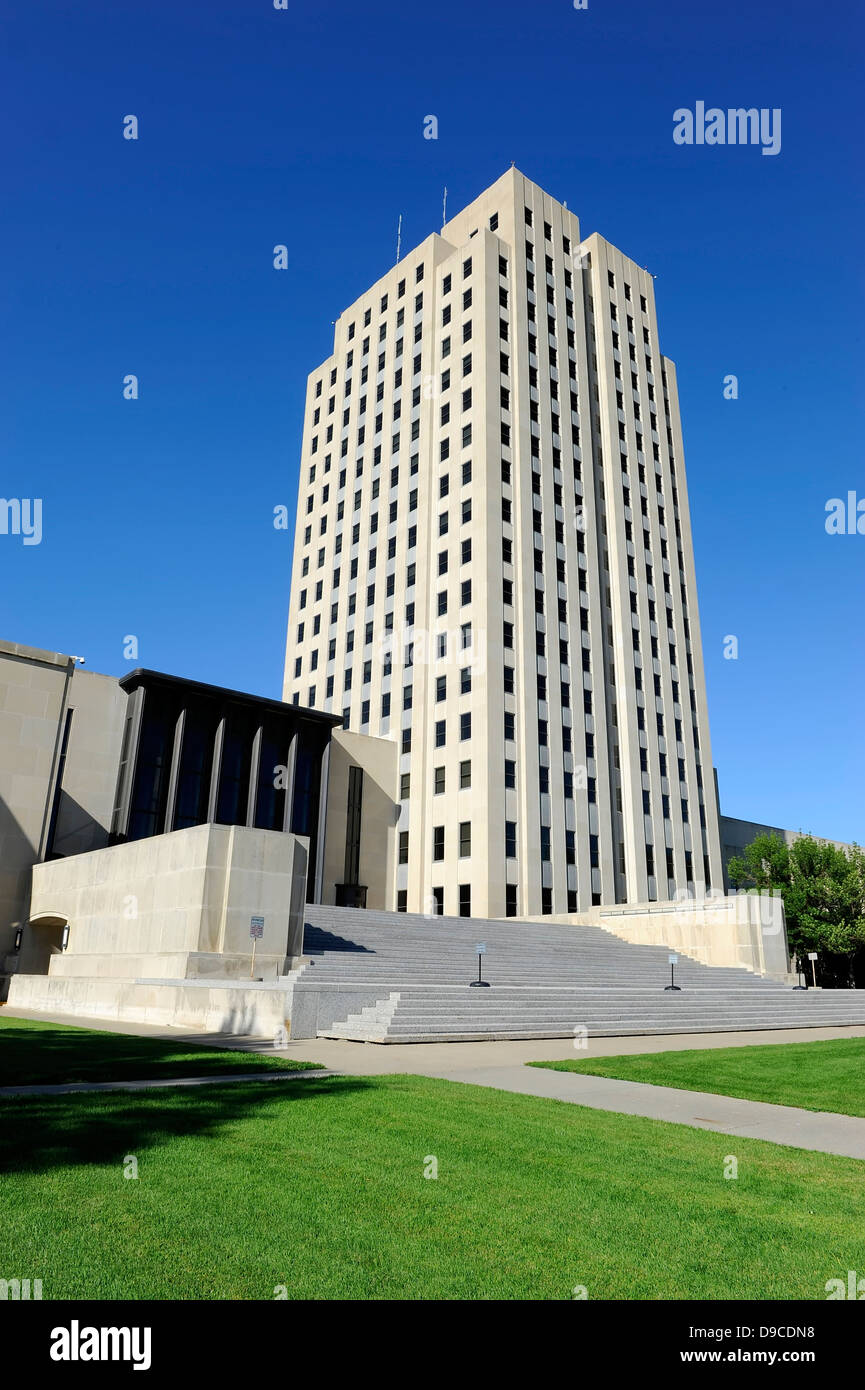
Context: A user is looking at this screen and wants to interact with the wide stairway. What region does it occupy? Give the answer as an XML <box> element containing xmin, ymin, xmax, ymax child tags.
<box><xmin>299</xmin><ymin>905</ymin><xmax>865</xmax><ymax>1043</ymax></box>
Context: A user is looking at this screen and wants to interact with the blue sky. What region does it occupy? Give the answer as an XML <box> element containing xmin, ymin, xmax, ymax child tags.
<box><xmin>1</xmin><ymin>0</ymin><xmax>862</xmax><ymax>842</ymax></box>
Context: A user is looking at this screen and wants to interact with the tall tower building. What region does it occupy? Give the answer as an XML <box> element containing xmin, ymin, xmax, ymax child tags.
<box><xmin>283</xmin><ymin>168</ymin><xmax>724</xmax><ymax>919</ymax></box>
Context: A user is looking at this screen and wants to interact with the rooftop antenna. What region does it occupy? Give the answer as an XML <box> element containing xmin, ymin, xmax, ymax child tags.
<box><xmin>441</xmin><ymin>186</ymin><xmax>447</xmax><ymax>230</ymax></box>
<box><xmin>396</xmin><ymin>213</ymin><xmax>403</xmax><ymax>263</ymax></box>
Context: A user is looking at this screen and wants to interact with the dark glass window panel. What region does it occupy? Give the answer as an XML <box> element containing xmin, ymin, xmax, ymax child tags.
<box><xmin>216</xmin><ymin>714</ymin><xmax>254</xmax><ymax>825</ymax></box>
<box><xmin>290</xmin><ymin>730</ymin><xmax>327</xmax><ymax>899</ymax></box>
<box><xmin>173</xmin><ymin>709</ymin><xmax>216</xmax><ymax>830</ymax></box>
<box><xmin>128</xmin><ymin>692</ymin><xmax>176</xmax><ymax>840</ymax></box>
<box><xmin>291</xmin><ymin>745</ymin><xmax>315</xmax><ymax>836</ymax></box>
<box><xmin>255</xmin><ymin>725</ymin><xmax>290</xmax><ymax>831</ymax></box>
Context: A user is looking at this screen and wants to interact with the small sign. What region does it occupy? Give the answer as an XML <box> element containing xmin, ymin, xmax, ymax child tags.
<box><xmin>476</xmin><ymin>943</ymin><xmax>487</xmax><ymax>955</ymax></box>
<box><xmin>250</xmin><ymin>916</ymin><xmax>265</xmax><ymax>940</ymax></box>
<box><xmin>807</xmin><ymin>952</ymin><xmax>818</xmax><ymax>961</ymax></box>
<box><xmin>668</xmin><ymin>953</ymin><xmax>678</xmax><ymax>965</ymax></box>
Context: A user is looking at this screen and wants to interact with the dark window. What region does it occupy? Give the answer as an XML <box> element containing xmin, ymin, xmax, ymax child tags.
<box><xmin>254</xmin><ymin>722</ymin><xmax>290</xmax><ymax>833</ymax></box>
<box><xmin>171</xmin><ymin>708</ymin><xmax>217</xmax><ymax>831</ymax></box>
<box><xmin>343</xmin><ymin>766</ymin><xmax>364</xmax><ymax>884</ymax></box>
<box><xmin>290</xmin><ymin>733</ymin><xmax>323</xmax><ymax>840</ymax></box>
<box><xmin>127</xmin><ymin>691</ymin><xmax>176</xmax><ymax>840</ymax></box>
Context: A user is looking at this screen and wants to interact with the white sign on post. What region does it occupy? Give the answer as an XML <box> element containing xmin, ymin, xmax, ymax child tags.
<box><xmin>668</xmin><ymin>953</ymin><xmax>678</xmax><ymax>965</ymax></box>
<box><xmin>807</xmin><ymin>952</ymin><xmax>818</xmax><ymax>961</ymax></box>
<box><xmin>249</xmin><ymin>916</ymin><xmax>265</xmax><ymax>980</ymax></box>
<box><xmin>476</xmin><ymin>943</ymin><xmax>487</xmax><ymax>955</ymax></box>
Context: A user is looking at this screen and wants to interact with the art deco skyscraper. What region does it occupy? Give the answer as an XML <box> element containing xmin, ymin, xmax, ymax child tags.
<box><xmin>284</xmin><ymin>168</ymin><xmax>724</xmax><ymax>919</ymax></box>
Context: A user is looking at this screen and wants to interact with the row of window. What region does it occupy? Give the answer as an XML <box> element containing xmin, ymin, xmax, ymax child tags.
<box><xmin>607</xmin><ymin>265</ymin><xmax>649</xmax><ymax>314</ymax></box>
<box><xmin>396</xmin><ymin>865</ymin><xmax>708</xmax><ymax>918</ymax></box>
<box><xmin>398</xmin><ymin>821</ymin><xmax>474</xmax><ymax>864</ymax></box>
<box><xmin>398</xmin><ymin>813</ymin><xmax>710</xmax><ymax>885</ymax></box>
<box><xmin>397</xmin><ymin>751</ymin><xmax>703</xmax><ymax>813</ymax></box>
<box><xmin>396</xmin><ymin>884</ymin><xmax>475</xmax><ymax>916</ymax></box>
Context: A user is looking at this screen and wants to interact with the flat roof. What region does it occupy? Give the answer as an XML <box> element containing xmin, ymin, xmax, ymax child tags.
<box><xmin>0</xmin><ymin>637</ymin><xmax>75</xmax><ymax>669</ymax></box>
<box><xmin>119</xmin><ymin>668</ymin><xmax>342</xmax><ymax>727</ymax></box>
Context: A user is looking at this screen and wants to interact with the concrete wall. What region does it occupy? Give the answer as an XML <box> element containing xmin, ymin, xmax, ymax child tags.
<box><xmin>7</xmin><ymin>975</ymin><xmax>298</xmax><ymax>1036</ymax></box>
<box><xmin>522</xmin><ymin>891</ymin><xmax>791</xmax><ymax>980</ymax></box>
<box><xmin>0</xmin><ymin>640</ymin><xmax>126</xmax><ymax>991</ymax></box>
<box><xmin>50</xmin><ymin>668</ymin><xmax>127</xmax><ymax>858</ymax></box>
<box><xmin>0</xmin><ymin>641</ymin><xmax>73</xmax><ymax>960</ymax></box>
<box><xmin>320</xmin><ymin>728</ymin><xmax>398</xmax><ymax>908</ymax></box>
<box><xmin>15</xmin><ymin>823</ymin><xmax>309</xmax><ymax>983</ymax></box>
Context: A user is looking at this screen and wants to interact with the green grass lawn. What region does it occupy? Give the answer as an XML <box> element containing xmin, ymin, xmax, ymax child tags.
<box><xmin>529</xmin><ymin>1037</ymin><xmax>865</xmax><ymax>1117</ymax></box>
<box><xmin>1</xmin><ymin>1071</ymin><xmax>863</xmax><ymax>1299</ymax></box>
<box><xmin>0</xmin><ymin>1014</ymin><xmax>321</xmax><ymax>1086</ymax></box>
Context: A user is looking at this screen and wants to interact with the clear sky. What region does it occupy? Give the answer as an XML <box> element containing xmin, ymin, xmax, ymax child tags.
<box><xmin>1</xmin><ymin>0</ymin><xmax>862</xmax><ymax>843</ymax></box>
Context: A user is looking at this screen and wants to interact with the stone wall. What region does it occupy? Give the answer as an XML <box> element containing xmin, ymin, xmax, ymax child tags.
<box><xmin>13</xmin><ymin>823</ymin><xmax>309</xmax><ymax>986</ymax></box>
<box><xmin>520</xmin><ymin>891</ymin><xmax>791</xmax><ymax>981</ymax></box>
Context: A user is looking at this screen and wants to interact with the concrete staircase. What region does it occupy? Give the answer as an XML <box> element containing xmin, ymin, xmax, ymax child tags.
<box><xmin>298</xmin><ymin>905</ymin><xmax>865</xmax><ymax>1043</ymax></box>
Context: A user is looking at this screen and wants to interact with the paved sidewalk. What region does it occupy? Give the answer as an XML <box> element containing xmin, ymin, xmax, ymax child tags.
<box><xmin>271</xmin><ymin>1027</ymin><xmax>865</xmax><ymax>1075</ymax></box>
<box><xmin>425</xmin><ymin>1064</ymin><xmax>865</xmax><ymax>1160</ymax></box>
<box><xmin>6</xmin><ymin>1005</ymin><xmax>865</xmax><ymax>1063</ymax></box>
<box><xmin>5</xmin><ymin>1007</ymin><xmax>865</xmax><ymax>1159</ymax></box>
<box><xmin>272</xmin><ymin>1035</ymin><xmax>865</xmax><ymax>1160</ymax></box>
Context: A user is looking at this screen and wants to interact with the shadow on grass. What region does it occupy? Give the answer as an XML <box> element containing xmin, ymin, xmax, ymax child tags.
<box><xmin>0</xmin><ymin>1075</ymin><xmax>371</xmax><ymax>1177</ymax></box>
<box><xmin>0</xmin><ymin>1022</ymin><xmax>309</xmax><ymax>1087</ymax></box>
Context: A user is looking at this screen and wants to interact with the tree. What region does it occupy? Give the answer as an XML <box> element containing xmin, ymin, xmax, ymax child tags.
<box><xmin>728</xmin><ymin>833</ymin><xmax>790</xmax><ymax>895</ymax></box>
<box><xmin>729</xmin><ymin>834</ymin><xmax>865</xmax><ymax>986</ymax></box>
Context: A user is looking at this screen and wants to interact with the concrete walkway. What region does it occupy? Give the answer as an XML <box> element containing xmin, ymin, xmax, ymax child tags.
<box><xmin>4</xmin><ymin>1007</ymin><xmax>865</xmax><ymax>1160</ymax></box>
<box><xmin>427</xmin><ymin>1064</ymin><xmax>865</xmax><ymax>1160</ymax></box>
<box><xmin>272</xmin><ymin>1031</ymin><xmax>865</xmax><ymax>1160</ymax></box>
